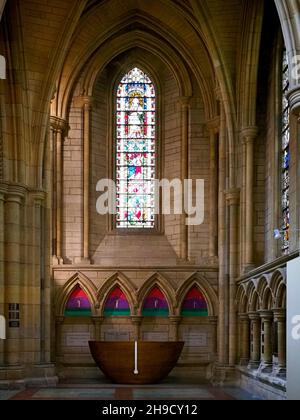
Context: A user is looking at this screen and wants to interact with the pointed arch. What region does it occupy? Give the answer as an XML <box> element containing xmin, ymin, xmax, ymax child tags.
<box><xmin>137</xmin><ymin>273</ymin><xmax>176</xmax><ymax>316</ymax></box>
<box><xmin>97</xmin><ymin>272</ymin><xmax>137</xmax><ymax>316</ymax></box>
<box><xmin>56</xmin><ymin>272</ymin><xmax>97</xmax><ymax>317</ymax></box>
<box><xmin>176</xmin><ymin>273</ymin><xmax>218</xmax><ymax>317</ymax></box>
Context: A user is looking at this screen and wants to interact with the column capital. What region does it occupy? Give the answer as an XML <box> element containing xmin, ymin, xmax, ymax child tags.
<box><xmin>209</xmin><ymin>316</ymin><xmax>218</xmax><ymax>325</ymax></box>
<box><xmin>239</xmin><ymin>313</ymin><xmax>250</xmax><ymax>322</ymax></box>
<box><xmin>55</xmin><ymin>316</ymin><xmax>65</xmax><ymax>325</ymax></box>
<box><xmin>6</xmin><ymin>184</ymin><xmax>27</xmax><ymax>203</ymax></box>
<box><xmin>50</xmin><ymin>116</ymin><xmax>69</xmax><ymax>134</ymax></box>
<box><xmin>169</xmin><ymin>316</ymin><xmax>182</xmax><ymax>325</ymax></box>
<box><xmin>131</xmin><ymin>316</ymin><xmax>143</xmax><ymax>326</ymax></box>
<box><xmin>240</xmin><ymin>126</ymin><xmax>259</xmax><ymax>142</ymax></box>
<box><xmin>30</xmin><ymin>190</ymin><xmax>46</xmax><ymax>206</ymax></box>
<box><xmin>273</xmin><ymin>308</ymin><xmax>286</xmax><ymax>322</ymax></box>
<box><xmin>207</xmin><ymin>116</ymin><xmax>221</xmax><ymax>134</ymax></box>
<box><xmin>259</xmin><ymin>310</ymin><xmax>273</xmax><ymax>321</ymax></box>
<box><xmin>178</xmin><ymin>96</ymin><xmax>192</xmax><ymax>108</ymax></box>
<box><xmin>287</xmin><ymin>85</ymin><xmax>300</xmax><ymax>116</ymax></box>
<box><xmin>74</xmin><ymin>95</ymin><xmax>94</xmax><ymax>110</ymax></box>
<box><xmin>225</xmin><ymin>188</ymin><xmax>240</xmax><ymax>206</ymax></box>
<box><xmin>248</xmin><ymin>312</ymin><xmax>260</xmax><ymax>321</ymax></box>
<box><xmin>92</xmin><ymin>316</ymin><xmax>105</xmax><ymax>325</ymax></box>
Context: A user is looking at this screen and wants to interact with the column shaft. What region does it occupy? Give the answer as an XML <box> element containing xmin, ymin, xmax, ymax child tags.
<box><xmin>207</xmin><ymin>118</ymin><xmax>220</xmax><ymax>258</ymax></box>
<box><xmin>226</xmin><ymin>189</ymin><xmax>240</xmax><ymax>366</ymax></box>
<box><xmin>248</xmin><ymin>313</ymin><xmax>261</xmax><ymax>369</ymax></box>
<box><xmin>239</xmin><ymin>314</ymin><xmax>250</xmax><ymax>365</ymax></box>
<box><xmin>4</xmin><ymin>187</ymin><xmax>25</xmax><ymax>366</ymax></box>
<box><xmin>241</xmin><ymin>128</ymin><xmax>258</xmax><ymax>271</ymax></box>
<box><xmin>179</xmin><ymin>97</ymin><xmax>190</xmax><ymax>261</ymax></box>
<box><xmin>83</xmin><ymin>98</ymin><xmax>93</xmax><ymax>262</ymax></box>
<box><xmin>218</xmin><ymin>104</ymin><xmax>229</xmax><ymax>366</ymax></box>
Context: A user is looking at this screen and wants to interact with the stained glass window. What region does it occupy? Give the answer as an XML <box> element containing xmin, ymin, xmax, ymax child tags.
<box><xmin>104</xmin><ymin>287</ymin><xmax>131</xmax><ymax>317</ymax></box>
<box><xmin>65</xmin><ymin>286</ymin><xmax>92</xmax><ymax>317</ymax></box>
<box><xmin>181</xmin><ymin>287</ymin><xmax>208</xmax><ymax>317</ymax></box>
<box><xmin>281</xmin><ymin>50</ymin><xmax>290</xmax><ymax>254</ymax></box>
<box><xmin>116</xmin><ymin>67</ymin><xmax>156</xmax><ymax>228</ymax></box>
<box><xmin>142</xmin><ymin>287</ymin><xmax>169</xmax><ymax>317</ymax></box>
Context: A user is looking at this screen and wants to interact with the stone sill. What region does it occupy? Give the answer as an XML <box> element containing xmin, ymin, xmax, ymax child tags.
<box><xmin>237</xmin><ymin>366</ymin><xmax>286</xmax><ymax>392</ymax></box>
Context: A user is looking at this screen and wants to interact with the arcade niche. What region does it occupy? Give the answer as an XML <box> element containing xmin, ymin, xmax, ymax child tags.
<box><xmin>56</xmin><ymin>278</ymin><xmax>217</xmax><ymax>380</ymax></box>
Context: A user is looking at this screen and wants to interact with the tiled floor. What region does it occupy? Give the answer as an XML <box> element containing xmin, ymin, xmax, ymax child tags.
<box><xmin>0</xmin><ymin>380</ymin><xmax>262</xmax><ymax>400</ymax></box>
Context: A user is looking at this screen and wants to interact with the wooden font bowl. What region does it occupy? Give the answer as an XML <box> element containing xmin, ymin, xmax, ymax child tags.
<box><xmin>89</xmin><ymin>341</ymin><xmax>184</xmax><ymax>385</ymax></box>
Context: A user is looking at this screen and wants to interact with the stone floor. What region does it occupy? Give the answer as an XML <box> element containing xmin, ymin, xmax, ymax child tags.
<box><xmin>0</xmin><ymin>378</ymin><xmax>262</xmax><ymax>400</ymax></box>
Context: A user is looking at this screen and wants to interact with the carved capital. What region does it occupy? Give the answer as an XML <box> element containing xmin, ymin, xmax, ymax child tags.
<box><xmin>50</xmin><ymin>116</ymin><xmax>69</xmax><ymax>135</ymax></box>
<box><xmin>225</xmin><ymin>188</ymin><xmax>240</xmax><ymax>206</ymax></box>
<box><xmin>74</xmin><ymin>95</ymin><xmax>94</xmax><ymax>110</ymax></box>
<box><xmin>241</xmin><ymin>126</ymin><xmax>259</xmax><ymax>144</ymax></box>
<box><xmin>287</xmin><ymin>85</ymin><xmax>300</xmax><ymax>116</ymax></box>
<box><xmin>178</xmin><ymin>96</ymin><xmax>192</xmax><ymax>108</ymax></box>
<box><xmin>207</xmin><ymin>116</ymin><xmax>221</xmax><ymax>134</ymax></box>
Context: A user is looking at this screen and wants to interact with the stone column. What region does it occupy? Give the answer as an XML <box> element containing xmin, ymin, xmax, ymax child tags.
<box><xmin>260</xmin><ymin>310</ymin><xmax>273</xmax><ymax>372</ymax></box>
<box><xmin>0</xmin><ymin>184</ymin><xmax>7</xmax><ymax>365</ymax></box>
<box><xmin>209</xmin><ymin>316</ymin><xmax>218</xmax><ymax>358</ymax></box>
<box><xmin>92</xmin><ymin>316</ymin><xmax>104</xmax><ymax>341</ymax></box>
<box><xmin>218</xmin><ymin>103</ymin><xmax>229</xmax><ymax>366</ymax></box>
<box><xmin>179</xmin><ymin>97</ymin><xmax>191</xmax><ymax>261</ymax></box>
<box><xmin>226</xmin><ymin>188</ymin><xmax>240</xmax><ymax>366</ymax></box>
<box><xmin>241</xmin><ymin>127</ymin><xmax>258</xmax><ymax>272</ymax></box>
<box><xmin>274</xmin><ymin>309</ymin><xmax>286</xmax><ymax>376</ymax></box>
<box><xmin>55</xmin><ymin>316</ymin><xmax>65</xmax><ymax>364</ymax></box>
<box><xmin>239</xmin><ymin>314</ymin><xmax>250</xmax><ymax>366</ymax></box>
<box><xmin>50</xmin><ymin>116</ymin><xmax>68</xmax><ymax>265</ymax></box>
<box><xmin>207</xmin><ymin>118</ymin><xmax>220</xmax><ymax>258</ymax></box>
<box><xmin>248</xmin><ymin>312</ymin><xmax>261</xmax><ymax>369</ymax></box>
<box><xmin>131</xmin><ymin>316</ymin><xmax>143</xmax><ymax>341</ymax></box>
<box><xmin>4</xmin><ymin>185</ymin><xmax>25</xmax><ymax>366</ymax></box>
<box><xmin>169</xmin><ymin>316</ymin><xmax>182</xmax><ymax>342</ymax></box>
<box><xmin>82</xmin><ymin>97</ymin><xmax>93</xmax><ymax>263</ymax></box>
<box><xmin>32</xmin><ymin>191</ymin><xmax>46</xmax><ymax>364</ymax></box>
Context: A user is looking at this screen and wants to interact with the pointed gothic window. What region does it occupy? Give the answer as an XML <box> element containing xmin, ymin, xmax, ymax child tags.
<box><xmin>281</xmin><ymin>50</ymin><xmax>290</xmax><ymax>254</ymax></box>
<box><xmin>116</xmin><ymin>67</ymin><xmax>156</xmax><ymax>228</ymax></box>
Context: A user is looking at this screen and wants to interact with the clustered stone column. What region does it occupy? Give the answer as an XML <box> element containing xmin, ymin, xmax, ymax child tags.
<box><xmin>239</xmin><ymin>314</ymin><xmax>250</xmax><ymax>366</ymax></box>
<box><xmin>241</xmin><ymin>127</ymin><xmax>258</xmax><ymax>273</ymax></box>
<box><xmin>218</xmin><ymin>102</ymin><xmax>229</xmax><ymax>367</ymax></box>
<box><xmin>179</xmin><ymin>96</ymin><xmax>191</xmax><ymax>261</ymax></box>
<box><xmin>50</xmin><ymin>116</ymin><xmax>68</xmax><ymax>265</ymax></box>
<box><xmin>169</xmin><ymin>316</ymin><xmax>182</xmax><ymax>342</ymax></box>
<box><xmin>226</xmin><ymin>188</ymin><xmax>240</xmax><ymax>366</ymax></box>
<box><xmin>82</xmin><ymin>97</ymin><xmax>93</xmax><ymax>264</ymax></box>
<box><xmin>4</xmin><ymin>185</ymin><xmax>26</xmax><ymax>367</ymax></box>
<box><xmin>260</xmin><ymin>310</ymin><xmax>273</xmax><ymax>372</ymax></box>
<box><xmin>131</xmin><ymin>316</ymin><xmax>143</xmax><ymax>341</ymax></box>
<box><xmin>248</xmin><ymin>312</ymin><xmax>261</xmax><ymax>369</ymax></box>
<box><xmin>207</xmin><ymin>118</ymin><xmax>220</xmax><ymax>258</ymax></box>
<box><xmin>274</xmin><ymin>309</ymin><xmax>286</xmax><ymax>376</ymax></box>
<box><xmin>92</xmin><ymin>316</ymin><xmax>104</xmax><ymax>341</ymax></box>
<box><xmin>239</xmin><ymin>309</ymin><xmax>286</xmax><ymax>376</ymax></box>
<box><xmin>0</xmin><ymin>185</ymin><xmax>6</xmax><ymax>365</ymax></box>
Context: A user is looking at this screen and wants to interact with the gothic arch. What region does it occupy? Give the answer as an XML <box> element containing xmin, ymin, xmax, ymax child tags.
<box><xmin>236</xmin><ymin>284</ymin><xmax>249</xmax><ymax>314</ymax></box>
<box><xmin>59</xmin><ymin>29</ymin><xmax>196</xmax><ymax>121</ymax></box>
<box><xmin>137</xmin><ymin>273</ymin><xmax>176</xmax><ymax>316</ymax></box>
<box><xmin>176</xmin><ymin>273</ymin><xmax>218</xmax><ymax>317</ymax></box>
<box><xmin>248</xmin><ymin>287</ymin><xmax>260</xmax><ymax>312</ymax></box>
<box><xmin>97</xmin><ymin>272</ymin><xmax>137</xmax><ymax>316</ymax></box>
<box><xmin>55</xmin><ymin>272</ymin><xmax>97</xmax><ymax>317</ymax></box>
